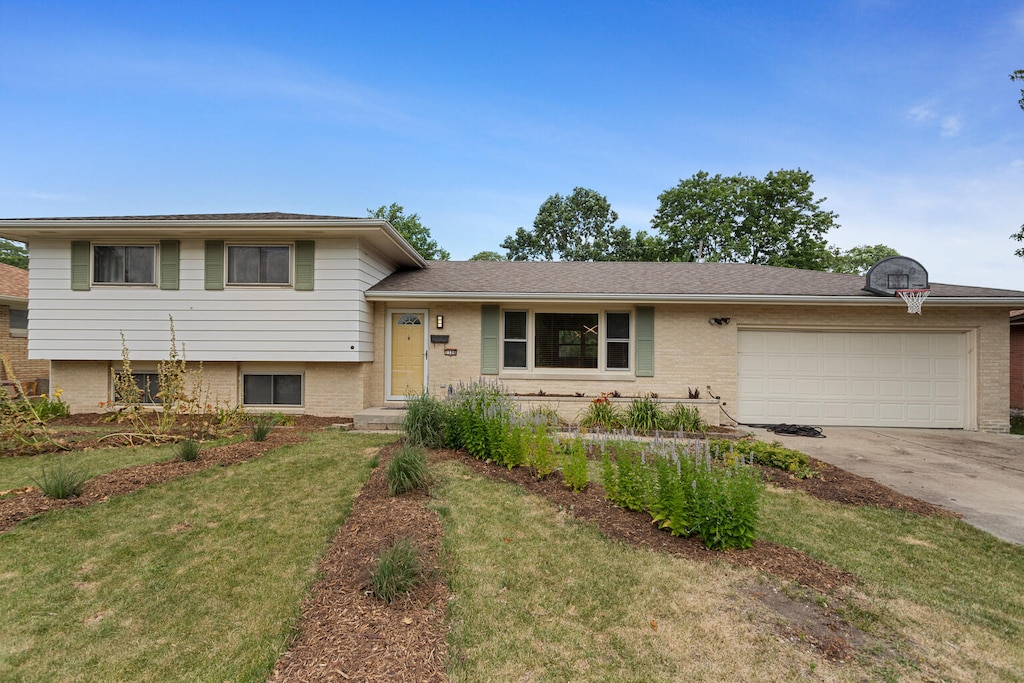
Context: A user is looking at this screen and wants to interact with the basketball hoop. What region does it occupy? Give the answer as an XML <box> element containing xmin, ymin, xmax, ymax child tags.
<box><xmin>896</xmin><ymin>289</ymin><xmax>930</xmax><ymax>314</ymax></box>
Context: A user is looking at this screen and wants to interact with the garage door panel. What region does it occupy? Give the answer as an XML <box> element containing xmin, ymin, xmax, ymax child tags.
<box><xmin>738</xmin><ymin>330</ymin><xmax>967</xmax><ymax>428</ymax></box>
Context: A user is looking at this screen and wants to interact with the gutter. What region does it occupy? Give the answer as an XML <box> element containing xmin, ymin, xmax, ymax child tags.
<box><xmin>364</xmin><ymin>291</ymin><xmax>1024</xmax><ymax>307</ymax></box>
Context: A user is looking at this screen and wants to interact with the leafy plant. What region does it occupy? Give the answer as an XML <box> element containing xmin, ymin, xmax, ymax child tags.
<box><xmin>387</xmin><ymin>444</ymin><xmax>429</xmax><ymax>495</ymax></box>
<box><xmin>664</xmin><ymin>403</ymin><xmax>706</xmax><ymax>434</ymax></box>
<box><xmin>250</xmin><ymin>413</ymin><xmax>277</xmax><ymax>442</ymax></box>
<box><xmin>558</xmin><ymin>436</ymin><xmax>589</xmax><ymax>492</ymax></box>
<box><xmin>32</xmin><ymin>389</ymin><xmax>70</xmax><ymax>421</ymax></box>
<box><xmin>711</xmin><ymin>438</ymin><xmax>812</xmax><ymax>478</ymax></box>
<box><xmin>623</xmin><ymin>395</ymin><xmax>665</xmax><ymax>432</ymax></box>
<box><xmin>0</xmin><ymin>356</ymin><xmax>68</xmax><ymax>452</ymax></box>
<box><xmin>578</xmin><ymin>394</ymin><xmax>622</xmax><ymax>430</ymax></box>
<box><xmin>402</xmin><ymin>391</ymin><xmax>451</xmax><ymax>448</ymax></box>
<box><xmin>370</xmin><ymin>537</ymin><xmax>421</xmax><ymax>603</ymax></box>
<box><xmin>176</xmin><ymin>439</ymin><xmax>201</xmax><ymax>462</ymax></box>
<box><xmin>32</xmin><ymin>459</ymin><xmax>90</xmax><ymax>499</ymax></box>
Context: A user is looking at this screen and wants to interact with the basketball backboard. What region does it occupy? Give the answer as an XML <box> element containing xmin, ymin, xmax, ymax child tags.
<box><xmin>864</xmin><ymin>256</ymin><xmax>929</xmax><ymax>296</ymax></box>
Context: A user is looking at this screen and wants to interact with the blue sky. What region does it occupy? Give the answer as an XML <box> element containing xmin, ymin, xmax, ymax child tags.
<box><xmin>1</xmin><ymin>1</ymin><xmax>1023</xmax><ymax>289</ymax></box>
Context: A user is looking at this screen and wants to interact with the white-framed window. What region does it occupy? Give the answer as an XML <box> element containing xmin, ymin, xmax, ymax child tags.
<box><xmin>243</xmin><ymin>373</ymin><xmax>303</xmax><ymax>406</ymax></box>
<box><xmin>227</xmin><ymin>245</ymin><xmax>291</xmax><ymax>285</ymax></box>
<box><xmin>93</xmin><ymin>245</ymin><xmax>156</xmax><ymax>285</ymax></box>
<box><xmin>501</xmin><ymin>309</ymin><xmax>632</xmax><ymax>372</ymax></box>
<box><xmin>9</xmin><ymin>307</ymin><xmax>27</xmax><ymax>337</ymax></box>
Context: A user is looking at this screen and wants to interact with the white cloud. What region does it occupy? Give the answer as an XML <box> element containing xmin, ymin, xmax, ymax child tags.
<box><xmin>940</xmin><ymin>116</ymin><xmax>963</xmax><ymax>137</ymax></box>
<box><xmin>905</xmin><ymin>104</ymin><xmax>936</xmax><ymax>123</ymax></box>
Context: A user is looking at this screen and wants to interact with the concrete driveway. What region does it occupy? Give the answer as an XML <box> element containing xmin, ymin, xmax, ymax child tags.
<box><xmin>748</xmin><ymin>427</ymin><xmax>1024</xmax><ymax>545</ymax></box>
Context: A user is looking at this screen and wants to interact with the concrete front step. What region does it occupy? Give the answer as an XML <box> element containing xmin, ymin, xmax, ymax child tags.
<box><xmin>353</xmin><ymin>406</ymin><xmax>407</xmax><ymax>431</ymax></box>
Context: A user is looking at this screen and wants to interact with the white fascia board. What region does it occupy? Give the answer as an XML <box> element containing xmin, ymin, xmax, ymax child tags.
<box><xmin>364</xmin><ymin>291</ymin><xmax>1024</xmax><ymax>307</ymax></box>
<box><xmin>0</xmin><ymin>219</ymin><xmax>427</xmax><ymax>269</ymax></box>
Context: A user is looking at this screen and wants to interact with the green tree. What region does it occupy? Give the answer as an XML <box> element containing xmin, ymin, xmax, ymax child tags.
<box><xmin>1012</xmin><ymin>226</ymin><xmax>1024</xmax><ymax>259</ymax></box>
<box><xmin>469</xmin><ymin>250</ymin><xmax>506</xmax><ymax>261</ymax></box>
<box><xmin>501</xmin><ymin>187</ymin><xmax>653</xmax><ymax>261</ymax></box>
<box><xmin>1012</xmin><ymin>69</ymin><xmax>1024</xmax><ymax>111</ymax></box>
<box><xmin>368</xmin><ymin>203</ymin><xmax>450</xmax><ymax>261</ymax></box>
<box><xmin>828</xmin><ymin>244</ymin><xmax>900</xmax><ymax>275</ymax></box>
<box><xmin>0</xmin><ymin>240</ymin><xmax>28</xmax><ymax>269</ymax></box>
<box><xmin>652</xmin><ymin>169</ymin><xmax>839</xmax><ymax>270</ymax></box>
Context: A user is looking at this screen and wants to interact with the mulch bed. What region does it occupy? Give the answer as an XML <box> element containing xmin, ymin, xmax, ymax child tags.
<box><xmin>269</xmin><ymin>442</ymin><xmax>451</xmax><ymax>682</ymax></box>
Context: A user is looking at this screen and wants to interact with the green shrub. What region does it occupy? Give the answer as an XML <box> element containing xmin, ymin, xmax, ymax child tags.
<box><xmin>664</xmin><ymin>403</ymin><xmax>706</xmax><ymax>434</ymax></box>
<box><xmin>578</xmin><ymin>395</ymin><xmax>622</xmax><ymax>430</ymax></box>
<box><xmin>387</xmin><ymin>444</ymin><xmax>429</xmax><ymax>495</ymax></box>
<box><xmin>600</xmin><ymin>442</ymin><xmax>655</xmax><ymax>512</ymax></box>
<box><xmin>559</xmin><ymin>436</ymin><xmax>589</xmax><ymax>492</ymax></box>
<box><xmin>447</xmin><ymin>380</ymin><xmax>522</xmax><ymax>465</ymax></box>
<box><xmin>623</xmin><ymin>395</ymin><xmax>665</xmax><ymax>432</ymax></box>
<box><xmin>403</xmin><ymin>392</ymin><xmax>451</xmax><ymax>448</ymax></box>
<box><xmin>370</xmin><ymin>538</ymin><xmax>421</xmax><ymax>603</ymax></box>
<box><xmin>32</xmin><ymin>459</ymin><xmax>90</xmax><ymax>499</ymax></box>
<box><xmin>250</xmin><ymin>414</ymin><xmax>277</xmax><ymax>442</ymax></box>
<box><xmin>710</xmin><ymin>438</ymin><xmax>812</xmax><ymax>478</ymax></box>
<box><xmin>176</xmin><ymin>439</ymin><xmax>201</xmax><ymax>462</ymax></box>
<box><xmin>32</xmin><ymin>390</ymin><xmax>71</xmax><ymax>421</ymax></box>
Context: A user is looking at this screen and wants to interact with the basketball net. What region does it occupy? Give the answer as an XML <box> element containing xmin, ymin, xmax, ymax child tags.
<box><xmin>897</xmin><ymin>289</ymin><xmax>930</xmax><ymax>314</ymax></box>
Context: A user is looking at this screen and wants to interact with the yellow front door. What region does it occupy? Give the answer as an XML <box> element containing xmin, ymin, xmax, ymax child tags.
<box><xmin>390</xmin><ymin>312</ymin><xmax>425</xmax><ymax>397</ymax></box>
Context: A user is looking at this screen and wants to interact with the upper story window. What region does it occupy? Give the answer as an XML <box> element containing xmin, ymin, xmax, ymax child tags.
<box><xmin>93</xmin><ymin>245</ymin><xmax>155</xmax><ymax>285</ymax></box>
<box><xmin>227</xmin><ymin>245</ymin><xmax>291</xmax><ymax>285</ymax></box>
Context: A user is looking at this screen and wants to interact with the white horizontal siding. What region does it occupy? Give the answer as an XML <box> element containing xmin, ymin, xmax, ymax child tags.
<box><xmin>28</xmin><ymin>238</ymin><xmax>395</xmax><ymax>362</ymax></box>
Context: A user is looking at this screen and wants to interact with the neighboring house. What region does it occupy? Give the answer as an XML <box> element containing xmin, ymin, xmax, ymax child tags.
<box><xmin>1012</xmin><ymin>310</ymin><xmax>1024</xmax><ymax>411</ymax></box>
<box><xmin>0</xmin><ymin>262</ymin><xmax>49</xmax><ymax>393</ymax></box>
<box><xmin>1</xmin><ymin>213</ymin><xmax>1023</xmax><ymax>432</ymax></box>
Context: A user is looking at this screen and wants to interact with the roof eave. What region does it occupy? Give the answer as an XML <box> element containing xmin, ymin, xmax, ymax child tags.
<box><xmin>0</xmin><ymin>218</ymin><xmax>427</xmax><ymax>269</ymax></box>
<box><xmin>364</xmin><ymin>291</ymin><xmax>1024</xmax><ymax>306</ymax></box>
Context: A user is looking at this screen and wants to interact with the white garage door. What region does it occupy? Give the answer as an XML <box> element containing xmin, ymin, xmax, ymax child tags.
<box><xmin>737</xmin><ymin>330</ymin><xmax>968</xmax><ymax>428</ymax></box>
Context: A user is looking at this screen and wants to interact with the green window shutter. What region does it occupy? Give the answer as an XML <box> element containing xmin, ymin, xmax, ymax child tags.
<box><xmin>293</xmin><ymin>240</ymin><xmax>315</xmax><ymax>291</ymax></box>
<box><xmin>635</xmin><ymin>306</ymin><xmax>654</xmax><ymax>377</ymax></box>
<box><xmin>70</xmin><ymin>241</ymin><xmax>91</xmax><ymax>291</ymax></box>
<box><xmin>481</xmin><ymin>305</ymin><xmax>499</xmax><ymax>375</ymax></box>
<box><xmin>204</xmin><ymin>240</ymin><xmax>224</xmax><ymax>290</ymax></box>
<box><xmin>159</xmin><ymin>240</ymin><xmax>180</xmax><ymax>290</ymax></box>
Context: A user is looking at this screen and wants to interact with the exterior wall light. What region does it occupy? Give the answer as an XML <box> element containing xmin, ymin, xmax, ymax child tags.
<box><xmin>436</xmin><ymin>315</ymin><xmax>444</xmax><ymax>329</ymax></box>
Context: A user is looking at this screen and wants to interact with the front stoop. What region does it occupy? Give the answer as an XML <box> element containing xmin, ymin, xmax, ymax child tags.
<box><xmin>353</xmin><ymin>406</ymin><xmax>407</xmax><ymax>431</ymax></box>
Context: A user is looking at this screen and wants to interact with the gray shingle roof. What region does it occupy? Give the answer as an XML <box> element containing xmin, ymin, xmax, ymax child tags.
<box><xmin>367</xmin><ymin>260</ymin><xmax>1024</xmax><ymax>300</ymax></box>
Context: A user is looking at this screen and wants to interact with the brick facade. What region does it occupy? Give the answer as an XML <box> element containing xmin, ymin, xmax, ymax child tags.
<box><xmin>0</xmin><ymin>304</ymin><xmax>49</xmax><ymax>391</ymax></box>
<box><xmin>1012</xmin><ymin>318</ymin><xmax>1023</xmax><ymax>411</ymax></box>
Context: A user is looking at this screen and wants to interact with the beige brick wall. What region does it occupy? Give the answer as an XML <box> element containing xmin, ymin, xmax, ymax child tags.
<box><xmin>0</xmin><ymin>305</ymin><xmax>49</xmax><ymax>388</ymax></box>
<box><xmin>50</xmin><ymin>361</ymin><xmax>109</xmax><ymax>413</ymax></box>
<box><xmin>304</xmin><ymin>362</ymin><xmax>368</xmax><ymax>416</ymax></box>
<box><xmin>370</xmin><ymin>300</ymin><xmax>1012</xmax><ymax>432</ymax></box>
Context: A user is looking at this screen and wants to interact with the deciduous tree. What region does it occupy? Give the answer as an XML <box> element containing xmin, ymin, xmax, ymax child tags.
<box><xmin>368</xmin><ymin>203</ymin><xmax>450</xmax><ymax>261</ymax></box>
<box><xmin>828</xmin><ymin>244</ymin><xmax>900</xmax><ymax>275</ymax></box>
<box><xmin>0</xmin><ymin>240</ymin><xmax>28</xmax><ymax>269</ymax></box>
<box><xmin>652</xmin><ymin>169</ymin><xmax>838</xmax><ymax>270</ymax></box>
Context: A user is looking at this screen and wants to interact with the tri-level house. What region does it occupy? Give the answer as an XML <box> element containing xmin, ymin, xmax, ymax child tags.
<box><xmin>2</xmin><ymin>212</ymin><xmax>1023</xmax><ymax>432</ymax></box>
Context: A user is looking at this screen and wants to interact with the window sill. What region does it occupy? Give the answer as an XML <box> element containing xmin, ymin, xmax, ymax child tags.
<box><xmin>9</xmin><ymin>330</ymin><xmax>27</xmax><ymax>338</ymax></box>
<box><xmin>499</xmin><ymin>370</ymin><xmax>635</xmax><ymax>382</ymax></box>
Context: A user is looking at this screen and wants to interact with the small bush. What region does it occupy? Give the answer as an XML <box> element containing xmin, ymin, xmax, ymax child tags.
<box><xmin>623</xmin><ymin>395</ymin><xmax>665</xmax><ymax>432</ymax></box>
<box><xmin>387</xmin><ymin>444</ymin><xmax>429</xmax><ymax>495</ymax></box>
<box><xmin>578</xmin><ymin>395</ymin><xmax>622</xmax><ymax>430</ymax></box>
<box><xmin>664</xmin><ymin>403</ymin><xmax>706</xmax><ymax>434</ymax></box>
<box><xmin>712</xmin><ymin>438</ymin><xmax>812</xmax><ymax>478</ymax></box>
<box><xmin>559</xmin><ymin>436</ymin><xmax>589</xmax><ymax>492</ymax></box>
<box><xmin>250</xmin><ymin>414</ymin><xmax>277</xmax><ymax>442</ymax></box>
<box><xmin>403</xmin><ymin>392</ymin><xmax>451</xmax><ymax>448</ymax></box>
<box><xmin>32</xmin><ymin>459</ymin><xmax>90</xmax><ymax>499</ymax></box>
<box><xmin>370</xmin><ymin>538</ymin><xmax>421</xmax><ymax>603</ymax></box>
<box><xmin>176</xmin><ymin>439</ymin><xmax>201</xmax><ymax>462</ymax></box>
<box><xmin>32</xmin><ymin>390</ymin><xmax>71</xmax><ymax>421</ymax></box>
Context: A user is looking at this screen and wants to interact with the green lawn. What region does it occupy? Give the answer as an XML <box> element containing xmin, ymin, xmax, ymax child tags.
<box><xmin>1</xmin><ymin>441</ymin><xmax>182</xmax><ymax>493</ymax></box>
<box><xmin>3</xmin><ymin>431</ymin><xmax>1022</xmax><ymax>681</ymax></box>
<box><xmin>0</xmin><ymin>430</ymin><xmax>396</xmax><ymax>682</ymax></box>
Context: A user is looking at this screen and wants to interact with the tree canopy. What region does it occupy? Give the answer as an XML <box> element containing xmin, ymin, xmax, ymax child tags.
<box><xmin>652</xmin><ymin>169</ymin><xmax>839</xmax><ymax>270</ymax></box>
<box><xmin>0</xmin><ymin>240</ymin><xmax>28</xmax><ymax>269</ymax></box>
<box><xmin>368</xmin><ymin>203</ymin><xmax>450</xmax><ymax>261</ymax></box>
<box><xmin>500</xmin><ymin>187</ymin><xmax>653</xmax><ymax>261</ymax></box>
<box><xmin>1013</xmin><ymin>69</ymin><xmax>1024</xmax><ymax>111</ymax></box>
<box><xmin>469</xmin><ymin>250</ymin><xmax>506</xmax><ymax>261</ymax></box>
<box><xmin>828</xmin><ymin>244</ymin><xmax>900</xmax><ymax>275</ymax></box>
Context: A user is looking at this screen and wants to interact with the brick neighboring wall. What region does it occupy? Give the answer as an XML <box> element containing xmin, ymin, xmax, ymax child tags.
<box><xmin>0</xmin><ymin>305</ymin><xmax>49</xmax><ymax>387</ymax></box>
<box><xmin>1011</xmin><ymin>324</ymin><xmax>1024</xmax><ymax>411</ymax></box>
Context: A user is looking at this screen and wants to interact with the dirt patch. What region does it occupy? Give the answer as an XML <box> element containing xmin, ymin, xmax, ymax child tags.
<box><xmin>748</xmin><ymin>583</ymin><xmax>866</xmax><ymax>663</ymax></box>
